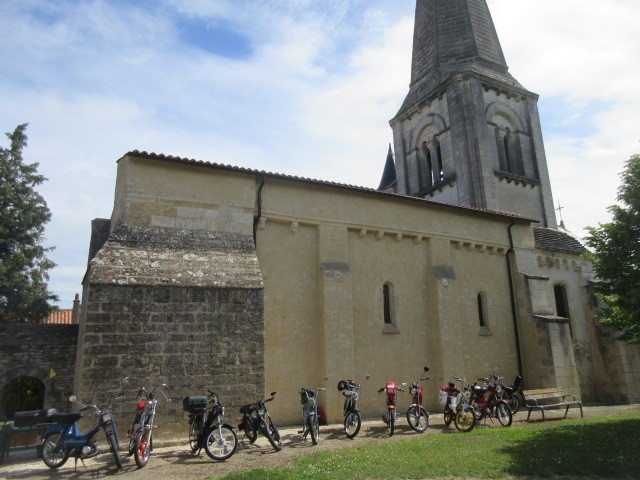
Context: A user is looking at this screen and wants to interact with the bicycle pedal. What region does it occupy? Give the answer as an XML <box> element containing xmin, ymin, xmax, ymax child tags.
<box><xmin>297</xmin><ymin>430</ymin><xmax>304</xmax><ymax>434</ymax></box>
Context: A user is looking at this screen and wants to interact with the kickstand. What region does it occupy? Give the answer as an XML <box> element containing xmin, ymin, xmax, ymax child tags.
<box><xmin>74</xmin><ymin>457</ymin><xmax>86</xmax><ymax>471</ymax></box>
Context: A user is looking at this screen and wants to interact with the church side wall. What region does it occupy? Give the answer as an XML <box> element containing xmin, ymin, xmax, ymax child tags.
<box><xmin>256</xmin><ymin>176</ymin><xmax>525</xmax><ymax>424</ymax></box>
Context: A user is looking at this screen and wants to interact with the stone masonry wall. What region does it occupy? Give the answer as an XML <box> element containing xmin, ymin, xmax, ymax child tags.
<box><xmin>76</xmin><ymin>285</ymin><xmax>264</xmax><ymax>433</ymax></box>
<box><xmin>0</xmin><ymin>324</ymin><xmax>78</xmax><ymax>414</ymax></box>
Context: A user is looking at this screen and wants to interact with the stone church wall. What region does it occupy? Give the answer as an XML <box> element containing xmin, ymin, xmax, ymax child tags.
<box><xmin>0</xmin><ymin>324</ymin><xmax>78</xmax><ymax>413</ymax></box>
<box><xmin>75</xmin><ymin>284</ymin><xmax>264</xmax><ymax>432</ymax></box>
<box><xmin>255</xmin><ymin>173</ymin><xmax>523</xmax><ymax>424</ymax></box>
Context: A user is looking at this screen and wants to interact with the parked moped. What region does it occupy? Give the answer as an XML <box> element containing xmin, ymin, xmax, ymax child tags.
<box><xmin>377</xmin><ymin>381</ymin><xmax>406</xmax><ymax>436</ymax></box>
<box><xmin>439</xmin><ymin>376</ymin><xmax>477</xmax><ymax>433</ymax></box>
<box><xmin>406</xmin><ymin>366</ymin><xmax>430</xmax><ymax>433</ymax></box>
<box><xmin>184</xmin><ymin>391</ymin><xmax>238</xmax><ymax>461</ymax></box>
<box><xmin>338</xmin><ymin>378</ymin><xmax>366</xmax><ymax>439</ymax></box>
<box><xmin>127</xmin><ymin>383</ymin><xmax>172</xmax><ymax>468</ymax></box>
<box><xmin>238</xmin><ymin>392</ymin><xmax>282</xmax><ymax>451</ymax></box>
<box><xmin>299</xmin><ymin>387</ymin><xmax>325</xmax><ymax>445</ymax></box>
<box><xmin>499</xmin><ymin>374</ymin><xmax>524</xmax><ymax>414</ymax></box>
<box><xmin>470</xmin><ymin>375</ymin><xmax>513</xmax><ymax>427</ymax></box>
<box><xmin>40</xmin><ymin>378</ymin><xmax>128</xmax><ymax>470</ymax></box>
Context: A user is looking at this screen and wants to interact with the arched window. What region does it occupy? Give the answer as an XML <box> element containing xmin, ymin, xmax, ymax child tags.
<box><xmin>383</xmin><ymin>284</ymin><xmax>393</xmax><ymax>324</ymax></box>
<box><xmin>434</xmin><ymin>139</ymin><xmax>444</xmax><ymax>182</ymax></box>
<box><xmin>477</xmin><ymin>293</ymin><xmax>487</xmax><ymax>327</ymax></box>
<box><xmin>477</xmin><ymin>292</ymin><xmax>491</xmax><ymax>335</ymax></box>
<box><xmin>554</xmin><ymin>285</ymin><xmax>569</xmax><ymax>319</ymax></box>
<box><xmin>503</xmin><ymin>129</ymin><xmax>513</xmax><ymax>173</ymax></box>
<box><xmin>420</xmin><ymin>142</ymin><xmax>433</xmax><ymax>189</ymax></box>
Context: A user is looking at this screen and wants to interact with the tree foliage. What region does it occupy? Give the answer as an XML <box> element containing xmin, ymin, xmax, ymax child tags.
<box><xmin>0</xmin><ymin>124</ymin><xmax>57</xmax><ymax>323</ymax></box>
<box><xmin>585</xmin><ymin>154</ymin><xmax>640</xmax><ymax>343</ymax></box>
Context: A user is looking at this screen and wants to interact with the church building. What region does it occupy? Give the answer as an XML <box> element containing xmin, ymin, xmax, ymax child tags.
<box><xmin>76</xmin><ymin>0</ymin><xmax>640</xmax><ymax>427</ymax></box>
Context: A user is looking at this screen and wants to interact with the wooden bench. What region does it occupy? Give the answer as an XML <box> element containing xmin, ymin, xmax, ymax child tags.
<box><xmin>523</xmin><ymin>387</ymin><xmax>583</xmax><ymax>421</ymax></box>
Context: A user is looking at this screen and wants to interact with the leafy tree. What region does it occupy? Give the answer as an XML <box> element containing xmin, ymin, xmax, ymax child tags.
<box><xmin>585</xmin><ymin>154</ymin><xmax>640</xmax><ymax>343</ymax></box>
<box><xmin>0</xmin><ymin>124</ymin><xmax>57</xmax><ymax>323</ymax></box>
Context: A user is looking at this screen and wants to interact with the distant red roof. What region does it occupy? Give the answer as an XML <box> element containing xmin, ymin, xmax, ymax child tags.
<box><xmin>44</xmin><ymin>309</ymin><xmax>74</xmax><ymax>325</ymax></box>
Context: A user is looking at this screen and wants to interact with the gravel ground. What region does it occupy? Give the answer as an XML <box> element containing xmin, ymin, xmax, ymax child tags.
<box><xmin>1</xmin><ymin>404</ymin><xmax>639</xmax><ymax>479</ymax></box>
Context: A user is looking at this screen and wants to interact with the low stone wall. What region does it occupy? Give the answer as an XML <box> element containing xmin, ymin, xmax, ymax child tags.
<box><xmin>0</xmin><ymin>323</ymin><xmax>78</xmax><ymax>413</ymax></box>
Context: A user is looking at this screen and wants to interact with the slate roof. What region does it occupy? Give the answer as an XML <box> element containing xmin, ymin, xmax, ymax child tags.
<box><xmin>377</xmin><ymin>144</ymin><xmax>397</xmax><ymax>191</ymax></box>
<box><xmin>533</xmin><ymin>227</ymin><xmax>587</xmax><ymax>255</ymax></box>
<box><xmin>395</xmin><ymin>0</ymin><xmax>529</xmax><ymax>118</ymax></box>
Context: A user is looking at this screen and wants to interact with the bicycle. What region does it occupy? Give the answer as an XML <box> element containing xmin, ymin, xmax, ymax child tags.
<box><xmin>299</xmin><ymin>387</ymin><xmax>325</xmax><ymax>445</ymax></box>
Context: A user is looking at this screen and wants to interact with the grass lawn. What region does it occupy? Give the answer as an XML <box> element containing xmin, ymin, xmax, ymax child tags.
<box><xmin>220</xmin><ymin>413</ymin><xmax>640</xmax><ymax>479</ymax></box>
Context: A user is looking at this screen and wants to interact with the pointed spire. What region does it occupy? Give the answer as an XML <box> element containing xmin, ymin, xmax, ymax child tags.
<box><xmin>396</xmin><ymin>0</ymin><xmax>524</xmax><ymax>117</ymax></box>
<box><xmin>378</xmin><ymin>143</ymin><xmax>397</xmax><ymax>191</ymax></box>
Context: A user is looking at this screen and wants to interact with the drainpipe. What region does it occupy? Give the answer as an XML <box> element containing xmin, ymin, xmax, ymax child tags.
<box><xmin>253</xmin><ymin>175</ymin><xmax>265</xmax><ymax>246</ymax></box>
<box><xmin>507</xmin><ymin>219</ymin><xmax>523</xmax><ymax>375</ymax></box>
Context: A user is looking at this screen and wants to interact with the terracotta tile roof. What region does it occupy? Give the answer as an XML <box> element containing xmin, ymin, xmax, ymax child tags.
<box><xmin>44</xmin><ymin>309</ymin><xmax>74</xmax><ymax>324</ymax></box>
<box><xmin>533</xmin><ymin>227</ymin><xmax>587</xmax><ymax>255</ymax></box>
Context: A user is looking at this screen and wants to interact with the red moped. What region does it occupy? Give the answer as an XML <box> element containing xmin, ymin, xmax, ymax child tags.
<box><xmin>470</xmin><ymin>376</ymin><xmax>513</xmax><ymax>427</ymax></box>
<box><xmin>377</xmin><ymin>381</ymin><xmax>406</xmax><ymax>436</ymax></box>
<box><xmin>406</xmin><ymin>366</ymin><xmax>430</xmax><ymax>433</ymax></box>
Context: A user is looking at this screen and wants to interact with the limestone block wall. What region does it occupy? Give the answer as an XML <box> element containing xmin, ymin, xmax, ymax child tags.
<box><xmin>75</xmin><ymin>285</ymin><xmax>264</xmax><ymax>432</ymax></box>
<box><xmin>0</xmin><ymin>324</ymin><xmax>78</xmax><ymax>413</ymax></box>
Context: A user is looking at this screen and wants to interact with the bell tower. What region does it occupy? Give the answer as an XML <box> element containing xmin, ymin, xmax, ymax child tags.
<box><xmin>390</xmin><ymin>0</ymin><xmax>556</xmax><ymax>227</ymax></box>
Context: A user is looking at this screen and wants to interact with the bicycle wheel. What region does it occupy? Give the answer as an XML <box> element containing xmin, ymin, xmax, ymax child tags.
<box><xmin>472</xmin><ymin>401</ymin><xmax>485</xmax><ymax>422</ymax></box>
<box><xmin>308</xmin><ymin>415</ymin><xmax>319</xmax><ymax>445</ymax></box>
<box><xmin>188</xmin><ymin>417</ymin><xmax>200</xmax><ymax>453</ymax></box>
<box><xmin>204</xmin><ymin>425</ymin><xmax>238</xmax><ymax>461</ymax></box>
<box><xmin>454</xmin><ymin>407</ymin><xmax>477</xmax><ymax>433</ymax></box>
<box><xmin>406</xmin><ymin>405</ymin><xmax>429</xmax><ymax>433</ymax></box>
<box><xmin>108</xmin><ymin>432</ymin><xmax>123</xmax><ymax>469</ymax></box>
<box><xmin>443</xmin><ymin>408</ymin><xmax>453</xmax><ymax>426</ymax></box>
<box><xmin>344</xmin><ymin>411</ymin><xmax>361</xmax><ymax>439</ymax></box>
<box><xmin>511</xmin><ymin>394</ymin><xmax>522</xmax><ymax>415</ymax></box>
<box><xmin>497</xmin><ymin>402</ymin><xmax>513</xmax><ymax>427</ymax></box>
<box><xmin>260</xmin><ymin>418</ymin><xmax>283</xmax><ymax>452</ymax></box>
<box><xmin>134</xmin><ymin>429</ymin><xmax>151</xmax><ymax>468</ymax></box>
<box><xmin>243</xmin><ymin>416</ymin><xmax>258</xmax><ymax>443</ymax></box>
<box><xmin>387</xmin><ymin>409</ymin><xmax>395</xmax><ymax>436</ymax></box>
<box><xmin>41</xmin><ymin>432</ymin><xmax>69</xmax><ymax>469</ymax></box>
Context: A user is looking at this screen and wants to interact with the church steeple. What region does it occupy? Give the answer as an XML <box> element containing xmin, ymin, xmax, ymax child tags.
<box><xmin>389</xmin><ymin>0</ymin><xmax>557</xmax><ymax>228</ymax></box>
<box><xmin>399</xmin><ymin>0</ymin><xmax>523</xmax><ymax>117</ymax></box>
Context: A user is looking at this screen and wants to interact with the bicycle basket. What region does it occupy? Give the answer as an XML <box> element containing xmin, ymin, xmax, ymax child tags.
<box><xmin>182</xmin><ymin>396</ymin><xmax>207</xmax><ymax>413</ymax></box>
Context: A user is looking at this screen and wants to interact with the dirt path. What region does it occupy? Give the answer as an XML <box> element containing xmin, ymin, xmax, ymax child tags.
<box><xmin>2</xmin><ymin>404</ymin><xmax>638</xmax><ymax>480</ymax></box>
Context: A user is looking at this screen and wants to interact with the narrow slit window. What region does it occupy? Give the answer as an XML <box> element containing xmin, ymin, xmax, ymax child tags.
<box><xmin>383</xmin><ymin>284</ymin><xmax>392</xmax><ymax>324</ymax></box>
<box><xmin>477</xmin><ymin>293</ymin><xmax>486</xmax><ymax>327</ymax></box>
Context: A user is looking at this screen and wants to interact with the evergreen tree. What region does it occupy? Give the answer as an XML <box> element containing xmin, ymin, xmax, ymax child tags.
<box><xmin>585</xmin><ymin>154</ymin><xmax>640</xmax><ymax>343</ymax></box>
<box><xmin>0</xmin><ymin>124</ymin><xmax>57</xmax><ymax>323</ymax></box>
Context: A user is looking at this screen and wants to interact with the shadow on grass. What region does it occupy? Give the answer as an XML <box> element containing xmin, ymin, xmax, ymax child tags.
<box><xmin>499</xmin><ymin>417</ymin><xmax>640</xmax><ymax>478</ymax></box>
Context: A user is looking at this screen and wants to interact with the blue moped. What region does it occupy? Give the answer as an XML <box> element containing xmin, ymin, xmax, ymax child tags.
<box><xmin>40</xmin><ymin>378</ymin><xmax>128</xmax><ymax>470</ymax></box>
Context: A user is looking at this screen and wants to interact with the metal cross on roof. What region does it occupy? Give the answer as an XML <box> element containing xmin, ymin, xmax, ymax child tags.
<box><xmin>555</xmin><ymin>200</ymin><xmax>565</xmax><ymax>226</ymax></box>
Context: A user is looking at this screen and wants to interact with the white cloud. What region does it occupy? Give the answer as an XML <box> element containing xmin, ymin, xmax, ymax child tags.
<box><xmin>1</xmin><ymin>0</ymin><xmax>638</xmax><ymax>305</ymax></box>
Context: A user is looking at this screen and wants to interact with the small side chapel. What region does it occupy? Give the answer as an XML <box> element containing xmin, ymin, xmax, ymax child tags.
<box><xmin>76</xmin><ymin>0</ymin><xmax>639</xmax><ymax>427</ymax></box>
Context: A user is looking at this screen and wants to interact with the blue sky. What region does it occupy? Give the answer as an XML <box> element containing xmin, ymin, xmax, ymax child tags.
<box><xmin>1</xmin><ymin>0</ymin><xmax>639</xmax><ymax>306</ymax></box>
